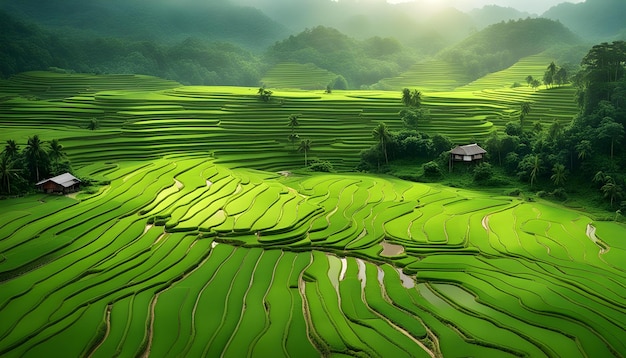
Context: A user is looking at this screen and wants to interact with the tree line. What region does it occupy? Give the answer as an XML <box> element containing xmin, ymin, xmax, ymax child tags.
<box><xmin>0</xmin><ymin>136</ymin><xmax>71</xmax><ymax>195</ymax></box>
<box><xmin>0</xmin><ymin>11</ymin><xmax>416</xmax><ymax>89</ymax></box>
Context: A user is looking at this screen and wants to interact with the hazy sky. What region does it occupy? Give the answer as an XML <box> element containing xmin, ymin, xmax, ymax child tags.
<box><xmin>386</xmin><ymin>0</ymin><xmax>585</xmax><ymax>14</ymax></box>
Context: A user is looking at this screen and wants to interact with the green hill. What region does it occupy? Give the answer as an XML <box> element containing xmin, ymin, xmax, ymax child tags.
<box><xmin>439</xmin><ymin>18</ymin><xmax>580</xmax><ymax>80</ymax></box>
<box><xmin>457</xmin><ymin>52</ymin><xmax>557</xmax><ymax>91</ymax></box>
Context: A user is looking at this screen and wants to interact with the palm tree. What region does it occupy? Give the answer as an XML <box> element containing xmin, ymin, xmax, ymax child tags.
<box><xmin>401</xmin><ymin>88</ymin><xmax>412</xmax><ymax>107</ymax></box>
<box><xmin>298</xmin><ymin>139</ymin><xmax>311</xmax><ymax>166</ymax></box>
<box><xmin>593</xmin><ymin>171</ymin><xmax>606</xmax><ymax>186</ymax></box>
<box><xmin>24</xmin><ymin>135</ymin><xmax>47</xmax><ymax>182</ymax></box>
<box><xmin>576</xmin><ymin>140</ymin><xmax>592</xmax><ymax>161</ymax></box>
<box><xmin>530</xmin><ymin>155</ymin><xmax>540</xmax><ymax>188</ymax></box>
<box><xmin>520</xmin><ymin>102</ymin><xmax>532</xmax><ymax>127</ymax></box>
<box><xmin>48</xmin><ymin>139</ymin><xmax>65</xmax><ymax>165</ymax></box>
<box><xmin>0</xmin><ymin>155</ymin><xmax>20</xmax><ymax>194</ymax></box>
<box><xmin>288</xmin><ymin>114</ymin><xmax>301</xmax><ymax>149</ymax></box>
<box><xmin>288</xmin><ymin>114</ymin><xmax>300</xmax><ymax>133</ymax></box>
<box><xmin>411</xmin><ymin>89</ymin><xmax>422</xmax><ymax>108</ymax></box>
<box><xmin>4</xmin><ymin>140</ymin><xmax>19</xmax><ymax>158</ymax></box>
<box><xmin>548</xmin><ymin>120</ymin><xmax>563</xmax><ymax>140</ymax></box>
<box><xmin>601</xmin><ymin>177</ymin><xmax>623</xmax><ymax>207</ymax></box>
<box><xmin>372</xmin><ymin>122</ymin><xmax>391</xmax><ymax>165</ymax></box>
<box><xmin>550</xmin><ymin>164</ymin><xmax>567</xmax><ymax>187</ymax></box>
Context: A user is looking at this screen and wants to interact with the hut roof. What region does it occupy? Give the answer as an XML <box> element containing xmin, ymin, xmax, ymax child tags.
<box><xmin>36</xmin><ymin>173</ymin><xmax>81</xmax><ymax>188</ymax></box>
<box><xmin>450</xmin><ymin>143</ymin><xmax>487</xmax><ymax>156</ymax></box>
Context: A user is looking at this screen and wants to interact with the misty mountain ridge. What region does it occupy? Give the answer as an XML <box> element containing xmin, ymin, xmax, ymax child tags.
<box><xmin>1</xmin><ymin>0</ymin><xmax>623</xmax><ymax>52</ymax></box>
<box><xmin>0</xmin><ymin>0</ymin><xmax>289</xmax><ymax>49</ymax></box>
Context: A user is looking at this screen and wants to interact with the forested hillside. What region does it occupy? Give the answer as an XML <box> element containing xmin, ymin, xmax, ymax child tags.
<box><xmin>439</xmin><ymin>18</ymin><xmax>581</xmax><ymax>79</ymax></box>
<box><xmin>0</xmin><ymin>0</ymin><xmax>288</xmax><ymax>49</ymax></box>
<box><xmin>543</xmin><ymin>0</ymin><xmax>626</xmax><ymax>40</ymax></box>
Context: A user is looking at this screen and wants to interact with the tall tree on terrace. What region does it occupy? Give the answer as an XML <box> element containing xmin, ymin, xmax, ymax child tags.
<box><xmin>555</xmin><ymin>67</ymin><xmax>568</xmax><ymax>87</ymax></box>
<box><xmin>288</xmin><ymin>114</ymin><xmax>300</xmax><ymax>131</ymax></box>
<box><xmin>298</xmin><ymin>139</ymin><xmax>311</xmax><ymax>166</ymax></box>
<box><xmin>0</xmin><ymin>154</ymin><xmax>20</xmax><ymax>194</ymax></box>
<box><xmin>519</xmin><ymin>101</ymin><xmax>532</xmax><ymax>127</ymax></box>
<box><xmin>531</xmin><ymin>79</ymin><xmax>541</xmax><ymax>91</ymax></box>
<box><xmin>288</xmin><ymin>114</ymin><xmax>301</xmax><ymax>150</ymax></box>
<box><xmin>48</xmin><ymin>139</ymin><xmax>65</xmax><ymax>167</ymax></box>
<box><xmin>401</xmin><ymin>88</ymin><xmax>412</xmax><ymax>107</ymax></box>
<box><xmin>543</xmin><ymin>61</ymin><xmax>557</xmax><ymax>89</ymax></box>
<box><xmin>24</xmin><ymin>135</ymin><xmax>48</xmax><ymax>182</ymax></box>
<box><xmin>525</xmin><ymin>75</ymin><xmax>534</xmax><ymax>87</ymax></box>
<box><xmin>411</xmin><ymin>89</ymin><xmax>422</xmax><ymax>108</ymax></box>
<box><xmin>372</xmin><ymin>122</ymin><xmax>391</xmax><ymax>165</ymax></box>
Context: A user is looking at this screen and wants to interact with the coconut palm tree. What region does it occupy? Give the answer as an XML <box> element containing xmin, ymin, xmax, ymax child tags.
<box><xmin>24</xmin><ymin>135</ymin><xmax>48</xmax><ymax>182</ymax></box>
<box><xmin>530</xmin><ymin>155</ymin><xmax>540</xmax><ymax>188</ymax></box>
<box><xmin>4</xmin><ymin>140</ymin><xmax>19</xmax><ymax>158</ymax></box>
<box><xmin>48</xmin><ymin>139</ymin><xmax>65</xmax><ymax>165</ymax></box>
<box><xmin>601</xmin><ymin>177</ymin><xmax>623</xmax><ymax>207</ymax></box>
<box><xmin>372</xmin><ymin>122</ymin><xmax>391</xmax><ymax>165</ymax></box>
<box><xmin>411</xmin><ymin>89</ymin><xmax>422</xmax><ymax>108</ymax></box>
<box><xmin>401</xmin><ymin>88</ymin><xmax>412</xmax><ymax>107</ymax></box>
<box><xmin>288</xmin><ymin>114</ymin><xmax>300</xmax><ymax>134</ymax></box>
<box><xmin>288</xmin><ymin>114</ymin><xmax>301</xmax><ymax>149</ymax></box>
<box><xmin>550</xmin><ymin>164</ymin><xmax>567</xmax><ymax>187</ymax></box>
<box><xmin>576</xmin><ymin>140</ymin><xmax>592</xmax><ymax>161</ymax></box>
<box><xmin>298</xmin><ymin>139</ymin><xmax>311</xmax><ymax>166</ymax></box>
<box><xmin>0</xmin><ymin>154</ymin><xmax>20</xmax><ymax>194</ymax></box>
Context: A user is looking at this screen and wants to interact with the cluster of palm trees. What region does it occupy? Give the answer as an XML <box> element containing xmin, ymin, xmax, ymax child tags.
<box><xmin>0</xmin><ymin>135</ymin><xmax>68</xmax><ymax>195</ymax></box>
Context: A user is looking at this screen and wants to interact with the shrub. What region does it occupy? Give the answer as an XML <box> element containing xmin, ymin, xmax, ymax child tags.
<box><xmin>422</xmin><ymin>161</ymin><xmax>442</xmax><ymax>178</ymax></box>
<box><xmin>473</xmin><ymin>162</ymin><xmax>493</xmax><ymax>182</ymax></box>
<box><xmin>507</xmin><ymin>188</ymin><xmax>522</xmax><ymax>197</ymax></box>
<box><xmin>309</xmin><ymin>160</ymin><xmax>334</xmax><ymax>172</ymax></box>
<box><xmin>551</xmin><ymin>188</ymin><xmax>568</xmax><ymax>201</ymax></box>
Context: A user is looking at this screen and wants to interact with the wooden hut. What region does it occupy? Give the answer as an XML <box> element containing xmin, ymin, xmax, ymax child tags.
<box><xmin>449</xmin><ymin>144</ymin><xmax>487</xmax><ymax>171</ymax></box>
<box><xmin>36</xmin><ymin>173</ymin><xmax>81</xmax><ymax>194</ymax></box>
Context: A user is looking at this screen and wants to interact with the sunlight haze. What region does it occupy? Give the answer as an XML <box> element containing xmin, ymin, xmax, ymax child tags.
<box><xmin>386</xmin><ymin>0</ymin><xmax>585</xmax><ymax>14</ymax></box>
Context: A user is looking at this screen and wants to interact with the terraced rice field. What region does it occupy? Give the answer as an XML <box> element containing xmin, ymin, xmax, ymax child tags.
<box><xmin>261</xmin><ymin>63</ymin><xmax>338</xmax><ymax>90</ymax></box>
<box><xmin>1</xmin><ymin>71</ymin><xmax>624</xmax><ymax>357</ymax></box>
<box><xmin>0</xmin><ymin>70</ymin><xmax>577</xmax><ymax>172</ymax></box>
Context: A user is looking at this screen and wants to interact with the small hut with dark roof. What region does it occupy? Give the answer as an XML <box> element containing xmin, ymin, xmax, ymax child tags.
<box><xmin>449</xmin><ymin>144</ymin><xmax>487</xmax><ymax>171</ymax></box>
<box><xmin>36</xmin><ymin>173</ymin><xmax>81</xmax><ymax>194</ymax></box>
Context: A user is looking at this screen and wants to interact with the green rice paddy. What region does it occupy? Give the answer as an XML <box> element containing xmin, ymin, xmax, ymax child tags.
<box><xmin>1</xmin><ymin>70</ymin><xmax>625</xmax><ymax>357</ymax></box>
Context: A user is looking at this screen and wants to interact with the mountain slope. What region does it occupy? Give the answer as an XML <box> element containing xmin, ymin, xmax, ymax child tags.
<box><xmin>0</xmin><ymin>0</ymin><xmax>288</xmax><ymax>49</ymax></box>
<box><xmin>438</xmin><ymin>18</ymin><xmax>581</xmax><ymax>80</ymax></box>
<box><xmin>543</xmin><ymin>0</ymin><xmax>626</xmax><ymax>40</ymax></box>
